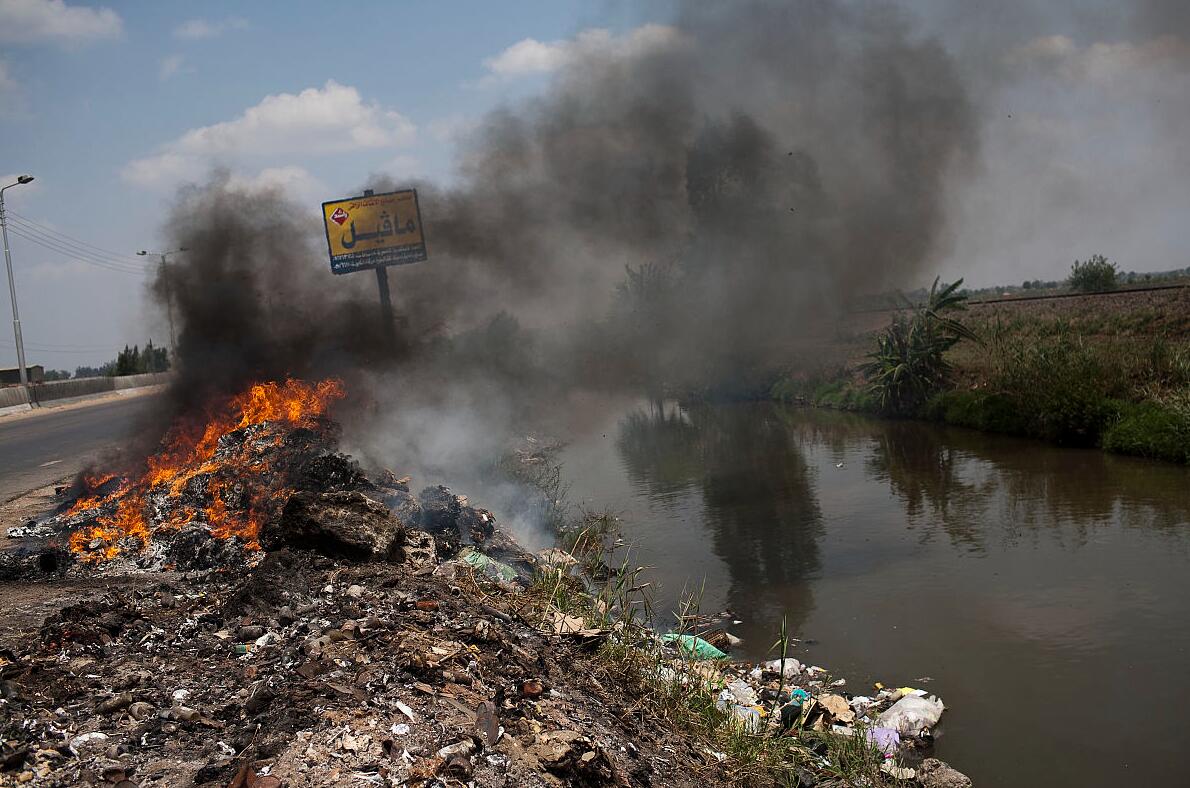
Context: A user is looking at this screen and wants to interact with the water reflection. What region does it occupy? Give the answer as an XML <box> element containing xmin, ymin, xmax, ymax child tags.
<box><xmin>780</xmin><ymin>406</ymin><xmax>1190</xmax><ymax>552</ymax></box>
<box><xmin>616</xmin><ymin>401</ymin><xmax>824</xmax><ymax>630</ymax></box>
<box><xmin>863</xmin><ymin>420</ymin><xmax>995</xmax><ymax>551</ymax></box>
<box><xmin>575</xmin><ymin>400</ymin><xmax>1190</xmax><ymax>788</ymax></box>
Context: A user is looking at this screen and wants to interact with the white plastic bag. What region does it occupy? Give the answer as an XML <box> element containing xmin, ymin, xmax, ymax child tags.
<box><xmin>759</xmin><ymin>657</ymin><xmax>802</xmax><ymax>677</ymax></box>
<box><xmin>726</xmin><ymin>679</ymin><xmax>759</xmax><ymax>706</ymax></box>
<box><xmin>875</xmin><ymin>694</ymin><xmax>945</xmax><ymax>735</ymax></box>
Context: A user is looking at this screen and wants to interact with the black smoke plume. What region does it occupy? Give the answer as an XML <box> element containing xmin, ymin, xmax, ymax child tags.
<box><xmin>157</xmin><ymin>1</ymin><xmax>976</xmax><ymax>412</ymax></box>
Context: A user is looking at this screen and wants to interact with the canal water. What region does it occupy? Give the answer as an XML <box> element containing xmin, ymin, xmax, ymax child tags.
<box><xmin>556</xmin><ymin>400</ymin><xmax>1190</xmax><ymax>787</ymax></box>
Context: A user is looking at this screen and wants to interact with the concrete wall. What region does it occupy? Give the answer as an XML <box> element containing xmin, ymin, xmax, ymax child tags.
<box><xmin>113</xmin><ymin>372</ymin><xmax>169</xmax><ymax>391</ymax></box>
<box><xmin>0</xmin><ymin>372</ymin><xmax>169</xmax><ymax>410</ymax></box>
<box><xmin>0</xmin><ymin>385</ymin><xmax>31</xmax><ymax>409</ymax></box>
<box><xmin>27</xmin><ymin>376</ymin><xmax>115</xmax><ymax>403</ymax></box>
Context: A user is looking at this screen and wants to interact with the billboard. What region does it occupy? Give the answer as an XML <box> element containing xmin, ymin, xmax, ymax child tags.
<box><xmin>321</xmin><ymin>189</ymin><xmax>427</xmax><ymax>275</ymax></box>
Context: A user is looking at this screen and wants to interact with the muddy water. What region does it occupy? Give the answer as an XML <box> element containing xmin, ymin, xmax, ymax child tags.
<box><xmin>557</xmin><ymin>401</ymin><xmax>1190</xmax><ymax>788</ymax></box>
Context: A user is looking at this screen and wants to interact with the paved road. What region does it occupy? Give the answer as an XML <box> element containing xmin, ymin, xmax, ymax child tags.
<box><xmin>0</xmin><ymin>396</ymin><xmax>156</xmax><ymax>502</ymax></box>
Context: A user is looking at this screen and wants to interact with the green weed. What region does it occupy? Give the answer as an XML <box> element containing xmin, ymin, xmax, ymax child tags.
<box><xmin>1102</xmin><ymin>401</ymin><xmax>1190</xmax><ymax>464</ymax></box>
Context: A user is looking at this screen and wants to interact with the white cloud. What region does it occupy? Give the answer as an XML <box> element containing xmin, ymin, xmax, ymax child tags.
<box><xmin>427</xmin><ymin>114</ymin><xmax>477</xmax><ymax>144</ymax></box>
<box><xmin>1009</xmin><ymin>34</ymin><xmax>1190</xmax><ymax>87</ymax></box>
<box><xmin>225</xmin><ymin>165</ymin><xmax>323</xmax><ymax>202</ymax></box>
<box><xmin>0</xmin><ymin>0</ymin><xmax>121</xmax><ymax>44</ymax></box>
<box><xmin>384</xmin><ymin>154</ymin><xmax>421</xmax><ymax>178</ymax></box>
<box><xmin>485</xmin><ymin>37</ymin><xmax>571</xmax><ymax>77</ymax></box>
<box><xmin>121</xmin><ymin>153</ymin><xmax>201</xmax><ymax>190</ymax></box>
<box><xmin>173</xmin><ymin>16</ymin><xmax>248</xmax><ymax>40</ymax></box>
<box><xmin>172</xmin><ymin>80</ymin><xmax>412</xmax><ymax>155</ymax></box>
<box><xmin>123</xmin><ymin>81</ymin><xmax>416</xmax><ymax>190</ymax></box>
<box><xmin>158</xmin><ymin>54</ymin><xmax>184</xmax><ymax>82</ymax></box>
<box><xmin>482</xmin><ymin>24</ymin><xmax>682</xmax><ymax>82</ymax></box>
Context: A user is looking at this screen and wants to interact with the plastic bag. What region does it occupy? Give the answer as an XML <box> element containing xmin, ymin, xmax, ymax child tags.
<box><xmin>458</xmin><ymin>547</ymin><xmax>519</xmax><ymax>583</ymax></box>
<box><xmin>867</xmin><ymin>726</ymin><xmax>902</xmax><ymax>755</ymax></box>
<box><xmin>715</xmin><ymin>690</ymin><xmax>763</xmax><ymax>732</ymax></box>
<box><xmin>726</xmin><ymin>679</ymin><xmax>759</xmax><ymax>706</ymax></box>
<box><xmin>760</xmin><ymin>657</ymin><xmax>802</xmax><ymax>677</ymax></box>
<box><xmin>662</xmin><ymin>633</ymin><xmax>728</xmax><ymax>660</ymax></box>
<box><xmin>875</xmin><ymin>694</ymin><xmax>945</xmax><ymax>735</ymax></box>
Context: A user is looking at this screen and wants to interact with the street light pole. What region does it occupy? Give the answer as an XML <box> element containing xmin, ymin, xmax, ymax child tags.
<box><xmin>1</xmin><ymin>175</ymin><xmax>34</xmax><ymax>387</ymax></box>
<box><xmin>138</xmin><ymin>247</ymin><xmax>186</xmax><ymax>353</ymax></box>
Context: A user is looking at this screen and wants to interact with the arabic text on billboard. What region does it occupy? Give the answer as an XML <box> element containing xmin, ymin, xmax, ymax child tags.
<box><xmin>321</xmin><ymin>189</ymin><xmax>427</xmax><ymax>275</ymax></box>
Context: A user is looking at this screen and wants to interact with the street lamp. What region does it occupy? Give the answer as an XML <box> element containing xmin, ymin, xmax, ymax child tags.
<box><xmin>1</xmin><ymin>175</ymin><xmax>35</xmax><ymax>387</ymax></box>
<box><xmin>138</xmin><ymin>247</ymin><xmax>186</xmax><ymax>352</ymax></box>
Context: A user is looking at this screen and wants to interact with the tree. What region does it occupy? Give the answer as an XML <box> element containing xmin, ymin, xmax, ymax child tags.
<box><xmin>115</xmin><ymin>345</ymin><xmax>140</xmax><ymax>376</ymax></box>
<box><xmin>81</xmin><ymin>339</ymin><xmax>171</xmax><ymax>379</ymax></box>
<box><xmin>74</xmin><ymin>364</ymin><xmax>108</xmax><ymax>378</ymax></box>
<box><xmin>141</xmin><ymin>339</ymin><xmax>170</xmax><ymax>373</ymax></box>
<box><xmin>1068</xmin><ymin>254</ymin><xmax>1118</xmax><ymax>292</ymax></box>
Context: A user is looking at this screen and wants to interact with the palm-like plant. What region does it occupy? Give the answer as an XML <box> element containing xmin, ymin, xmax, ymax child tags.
<box><xmin>862</xmin><ymin>277</ymin><xmax>978</xmax><ymax>414</ymax></box>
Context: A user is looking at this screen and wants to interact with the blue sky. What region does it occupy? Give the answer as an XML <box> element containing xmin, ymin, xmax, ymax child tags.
<box><xmin>1</xmin><ymin>0</ymin><xmax>1188</xmax><ymax>371</ymax></box>
<box><xmin>0</xmin><ymin>0</ymin><xmax>665</xmax><ymax>369</ymax></box>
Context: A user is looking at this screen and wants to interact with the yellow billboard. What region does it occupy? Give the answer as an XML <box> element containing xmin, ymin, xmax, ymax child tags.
<box><xmin>321</xmin><ymin>189</ymin><xmax>427</xmax><ymax>274</ymax></box>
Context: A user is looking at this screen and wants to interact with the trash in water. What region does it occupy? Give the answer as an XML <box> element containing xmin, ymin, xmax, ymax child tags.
<box><xmin>867</xmin><ymin>726</ymin><xmax>901</xmax><ymax>755</ymax></box>
<box><xmin>817</xmin><ymin>693</ymin><xmax>855</xmax><ymax>724</ymax></box>
<box><xmin>876</xmin><ymin>694</ymin><xmax>945</xmax><ymax>736</ymax></box>
<box><xmin>703</xmin><ymin>629</ymin><xmax>742</xmax><ymax>652</ymax></box>
<box><xmin>662</xmin><ymin>633</ymin><xmax>729</xmax><ymax>661</ymax></box>
<box><xmin>752</xmin><ymin>657</ymin><xmax>802</xmax><ymax>678</ymax></box>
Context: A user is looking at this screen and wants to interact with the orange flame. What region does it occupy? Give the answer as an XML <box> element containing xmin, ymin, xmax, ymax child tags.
<box><xmin>66</xmin><ymin>472</ymin><xmax>120</xmax><ymax>517</ymax></box>
<box><xmin>68</xmin><ymin>378</ymin><xmax>345</xmax><ymax>563</ymax></box>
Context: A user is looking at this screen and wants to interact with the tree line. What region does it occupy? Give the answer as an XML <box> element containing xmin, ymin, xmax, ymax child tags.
<box><xmin>41</xmin><ymin>340</ymin><xmax>171</xmax><ymax>380</ymax></box>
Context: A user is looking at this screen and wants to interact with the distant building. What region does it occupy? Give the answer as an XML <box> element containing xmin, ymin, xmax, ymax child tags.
<box><xmin>0</xmin><ymin>365</ymin><xmax>44</xmax><ymax>385</ymax></box>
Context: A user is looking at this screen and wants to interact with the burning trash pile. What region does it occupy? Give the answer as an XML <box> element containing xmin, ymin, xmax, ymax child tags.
<box><xmin>0</xmin><ymin>377</ymin><xmax>971</xmax><ymax>787</ymax></box>
<box><xmin>60</xmin><ymin>378</ymin><xmax>349</xmax><ymax>568</ymax></box>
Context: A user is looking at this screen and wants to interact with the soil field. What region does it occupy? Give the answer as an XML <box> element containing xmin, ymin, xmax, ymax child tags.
<box><xmin>962</xmin><ymin>286</ymin><xmax>1190</xmax><ymax>339</ymax></box>
<box><xmin>833</xmin><ymin>285</ymin><xmax>1190</xmax><ymax>368</ymax></box>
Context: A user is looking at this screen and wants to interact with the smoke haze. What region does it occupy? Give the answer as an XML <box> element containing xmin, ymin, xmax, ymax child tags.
<box><xmin>145</xmin><ymin>0</ymin><xmax>1188</xmax><ymax>535</ymax></box>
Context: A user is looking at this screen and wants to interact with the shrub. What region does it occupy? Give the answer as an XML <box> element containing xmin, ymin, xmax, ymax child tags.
<box><xmin>924</xmin><ymin>390</ymin><xmax>1029</xmax><ymax>434</ymax></box>
<box><xmin>987</xmin><ymin>332</ymin><xmax>1124</xmax><ymax>444</ymax></box>
<box><xmin>1102</xmin><ymin>402</ymin><xmax>1190</xmax><ymax>464</ymax></box>
<box><xmin>861</xmin><ymin>278</ymin><xmax>977</xmax><ymax>415</ymax></box>
<box><xmin>1068</xmin><ymin>254</ymin><xmax>1118</xmax><ymax>292</ymax></box>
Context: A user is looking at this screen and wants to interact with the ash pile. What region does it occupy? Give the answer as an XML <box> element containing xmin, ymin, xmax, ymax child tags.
<box><xmin>1</xmin><ymin>462</ymin><xmax>719</xmax><ymax>787</ymax></box>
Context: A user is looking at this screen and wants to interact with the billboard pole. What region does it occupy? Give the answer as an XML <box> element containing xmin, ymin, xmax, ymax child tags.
<box><xmin>361</xmin><ymin>190</ymin><xmax>396</xmax><ymax>343</ymax></box>
<box><xmin>375</xmin><ymin>264</ymin><xmax>394</xmax><ymax>340</ymax></box>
